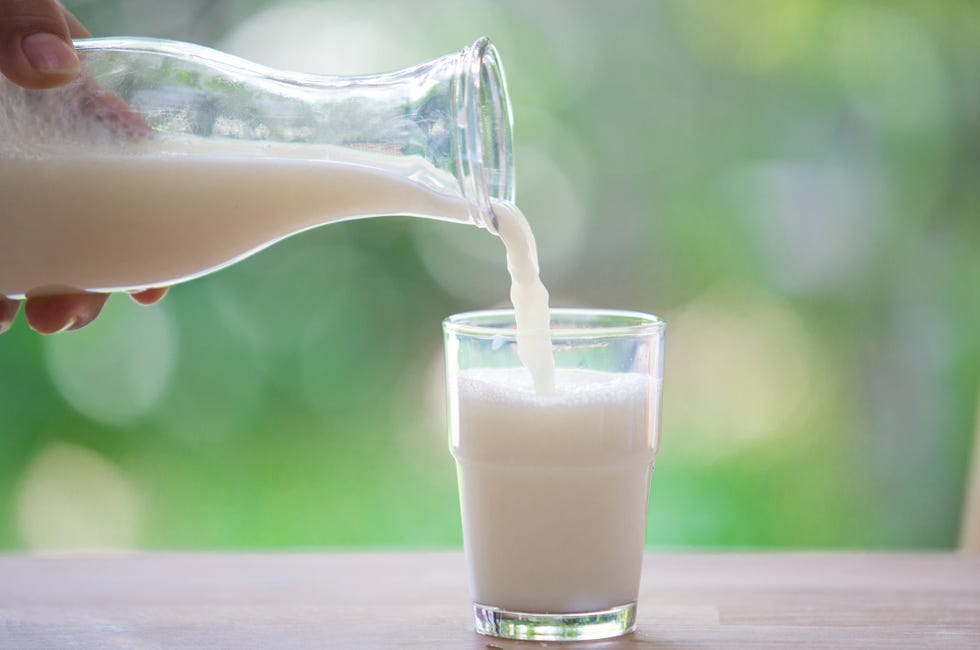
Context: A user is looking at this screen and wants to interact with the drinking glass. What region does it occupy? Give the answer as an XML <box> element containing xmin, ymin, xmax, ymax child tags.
<box><xmin>443</xmin><ymin>308</ymin><xmax>666</xmax><ymax>641</ymax></box>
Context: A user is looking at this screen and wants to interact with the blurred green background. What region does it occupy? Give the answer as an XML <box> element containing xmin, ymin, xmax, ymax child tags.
<box><xmin>1</xmin><ymin>0</ymin><xmax>979</xmax><ymax>551</ymax></box>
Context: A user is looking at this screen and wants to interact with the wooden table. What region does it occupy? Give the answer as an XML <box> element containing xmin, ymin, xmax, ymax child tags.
<box><xmin>1</xmin><ymin>552</ymin><xmax>978</xmax><ymax>648</ymax></box>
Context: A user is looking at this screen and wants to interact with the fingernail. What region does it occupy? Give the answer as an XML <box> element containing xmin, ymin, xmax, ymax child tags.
<box><xmin>47</xmin><ymin>316</ymin><xmax>78</xmax><ymax>335</ymax></box>
<box><xmin>67</xmin><ymin>314</ymin><xmax>95</xmax><ymax>331</ymax></box>
<box><xmin>22</xmin><ymin>32</ymin><xmax>80</xmax><ymax>75</ymax></box>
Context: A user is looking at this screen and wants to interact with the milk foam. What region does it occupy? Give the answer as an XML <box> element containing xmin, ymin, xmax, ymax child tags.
<box><xmin>459</xmin><ymin>367</ymin><xmax>650</xmax><ymax>406</ymax></box>
<box><xmin>0</xmin><ymin>76</ymin><xmax>151</xmax><ymax>157</ymax></box>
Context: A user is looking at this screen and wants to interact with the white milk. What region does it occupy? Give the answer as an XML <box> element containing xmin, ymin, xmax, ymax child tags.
<box><xmin>0</xmin><ymin>141</ymin><xmax>474</xmax><ymax>298</ymax></box>
<box><xmin>451</xmin><ymin>368</ymin><xmax>656</xmax><ymax>613</ymax></box>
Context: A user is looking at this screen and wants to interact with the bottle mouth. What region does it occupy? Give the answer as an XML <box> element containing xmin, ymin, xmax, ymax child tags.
<box><xmin>454</xmin><ymin>37</ymin><xmax>514</xmax><ymax>235</ymax></box>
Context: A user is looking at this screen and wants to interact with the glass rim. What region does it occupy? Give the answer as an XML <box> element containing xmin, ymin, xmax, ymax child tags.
<box><xmin>443</xmin><ymin>307</ymin><xmax>666</xmax><ymax>338</ymax></box>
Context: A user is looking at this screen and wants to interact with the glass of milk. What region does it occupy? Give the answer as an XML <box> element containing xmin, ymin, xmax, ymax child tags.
<box><xmin>443</xmin><ymin>308</ymin><xmax>666</xmax><ymax>641</ymax></box>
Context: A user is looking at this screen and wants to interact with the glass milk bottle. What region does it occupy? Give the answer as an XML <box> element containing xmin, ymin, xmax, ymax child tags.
<box><xmin>0</xmin><ymin>37</ymin><xmax>512</xmax><ymax>298</ymax></box>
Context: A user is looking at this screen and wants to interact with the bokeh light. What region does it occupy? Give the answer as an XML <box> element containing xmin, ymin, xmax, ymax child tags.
<box><xmin>16</xmin><ymin>442</ymin><xmax>142</xmax><ymax>549</ymax></box>
<box><xmin>728</xmin><ymin>160</ymin><xmax>885</xmax><ymax>295</ymax></box>
<box><xmin>829</xmin><ymin>4</ymin><xmax>950</xmax><ymax>133</ymax></box>
<box><xmin>664</xmin><ymin>283</ymin><xmax>817</xmax><ymax>456</ymax></box>
<box><xmin>43</xmin><ymin>296</ymin><xmax>176</xmax><ymax>428</ymax></box>
<box><xmin>221</xmin><ymin>1</ymin><xmax>412</xmax><ymax>74</ymax></box>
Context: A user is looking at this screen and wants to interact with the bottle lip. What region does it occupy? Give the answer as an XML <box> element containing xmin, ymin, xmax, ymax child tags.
<box><xmin>454</xmin><ymin>37</ymin><xmax>515</xmax><ymax>235</ymax></box>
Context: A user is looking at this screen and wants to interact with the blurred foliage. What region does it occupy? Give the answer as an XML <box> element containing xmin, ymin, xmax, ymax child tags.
<box><xmin>1</xmin><ymin>0</ymin><xmax>978</xmax><ymax>550</ymax></box>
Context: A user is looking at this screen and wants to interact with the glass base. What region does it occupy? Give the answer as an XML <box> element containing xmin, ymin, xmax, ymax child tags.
<box><xmin>473</xmin><ymin>602</ymin><xmax>636</xmax><ymax>641</ymax></box>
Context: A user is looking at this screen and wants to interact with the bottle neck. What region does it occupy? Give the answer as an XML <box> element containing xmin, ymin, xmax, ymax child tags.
<box><xmin>452</xmin><ymin>38</ymin><xmax>514</xmax><ymax>234</ymax></box>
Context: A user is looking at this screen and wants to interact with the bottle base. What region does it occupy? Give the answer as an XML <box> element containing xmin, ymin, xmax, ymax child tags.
<box><xmin>472</xmin><ymin>601</ymin><xmax>636</xmax><ymax>641</ymax></box>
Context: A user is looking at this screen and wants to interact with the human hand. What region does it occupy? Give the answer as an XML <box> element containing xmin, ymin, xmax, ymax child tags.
<box><xmin>0</xmin><ymin>0</ymin><xmax>167</xmax><ymax>335</ymax></box>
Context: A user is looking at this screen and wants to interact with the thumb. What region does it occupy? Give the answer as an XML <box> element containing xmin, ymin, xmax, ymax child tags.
<box><xmin>0</xmin><ymin>0</ymin><xmax>84</xmax><ymax>89</ymax></box>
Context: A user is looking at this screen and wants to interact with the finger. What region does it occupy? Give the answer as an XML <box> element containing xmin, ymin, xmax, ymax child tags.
<box><xmin>0</xmin><ymin>296</ymin><xmax>20</xmax><ymax>334</ymax></box>
<box><xmin>25</xmin><ymin>292</ymin><xmax>109</xmax><ymax>334</ymax></box>
<box><xmin>130</xmin><ymin>287</ymin><xmax>168</xmax><ymax>305</ymax></box>
<box><xmin>0</xmin><ymin>0</ymin><xmax>81</xmax><ymax>89</ymax></box>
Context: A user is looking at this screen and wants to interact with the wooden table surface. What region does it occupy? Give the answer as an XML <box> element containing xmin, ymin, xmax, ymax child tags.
<box><xmin>1</xmin><ymin>551</ymin><xmax>978</xmax><ymax>649</ymax></box>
